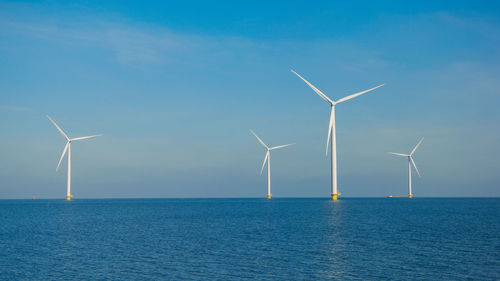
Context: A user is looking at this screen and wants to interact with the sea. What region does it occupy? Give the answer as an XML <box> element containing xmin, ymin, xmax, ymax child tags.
<box><xmin>0</xmin><ymin>198</ymin><xmax>499</xmax><ymax>280</ymax></box>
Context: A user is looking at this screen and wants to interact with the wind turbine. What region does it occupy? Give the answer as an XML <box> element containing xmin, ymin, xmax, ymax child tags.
<box><xmin>250</xmin><ymin>130</ymin><xmax>295</xmax><ymax>199</ymax></box>
<box><xmin>47</xmin><ymin>115</ymin><xmax>102</xmax><ymax>200</ymax></box>
<box><xmin>291</xmin><ymin>70</ymin><xmax>384</xmax><ymax>200</ymax></box>
<box><xmin>388</xmin><ymin>138</ymin><xmax>424</xmax><ymax>199</ymax></box>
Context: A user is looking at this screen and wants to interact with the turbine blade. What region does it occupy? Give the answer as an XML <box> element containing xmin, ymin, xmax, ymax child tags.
<box><xmin>270</xmin><ymin>143</ymin><xmax>295</xmax><ymax>150</ymax></box>
<box><xmin>388</xmin><ymin>152</ymin><xmax>409</xmax><ymax>157</ymax></box>
<box><xmin>250</xmin><ymin>129</ymin><xmax>268</xmax><ymax>149</ymax></box>
<box><xmin>46</xmin><ymin>115</ymin><xmax>69</xmax><ymax>140</ymax></box>
<box><xmin>291</xmin><ymin>70</ymin><xmax>334</xmax><ymax>104</ymax></box>
<box><xmin>410</xmin><ymin>137</ymin><xmax>424</xmax><ymax>156</ymax></box>
<box><xmin>71</xmin><ymin>134</ymin><xmax>102</xmax><ymax>141</ymax></box>
<box><xmin>260</xmin><ymin>151</ymin><xmax>269</xmax><ymax>175</ymax></box>
<box><xmin>410</xmin><ymin>156</ymin><xmax>421</xmax><ymax>177</ymax></box>
<box><xmin>335</xmin><ymin>84</ymin><xmax>385</xmax><ymax>104</ymax></box>
<box><xmin>56</xmin><ymin>142</ymin><xmax>69</xmax><ymax>171</ymax></box>
<box><xmin>326</xmin><ymin>107</ymin><xmax>334</xmax><ymax>156</ymax></box>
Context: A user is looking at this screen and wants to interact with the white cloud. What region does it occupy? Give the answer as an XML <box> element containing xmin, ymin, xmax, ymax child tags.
<box><xmin>0</xmin><ymin>105</ymin><xmax>32</xmax><ymax>112</ymax></box>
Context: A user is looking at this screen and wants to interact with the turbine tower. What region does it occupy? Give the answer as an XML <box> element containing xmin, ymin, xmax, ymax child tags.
<box><xmin>291</xmin><ymin>70</ymin><xmax>384</xmax><ymax>200</ymax></box>
<box><xmin>47</xmin><ymin>115</ymin><xmax>101</xmax><ymax>200</ymax></box>
<box><xmin>250</xmin><ymin>130</ymin><xmax>295</xmax><ymax>199</ymax></box>
<box><xmin>388</xmin><ymin>138</ymin><xmax>424</xmax><ymax>198</ymax></box>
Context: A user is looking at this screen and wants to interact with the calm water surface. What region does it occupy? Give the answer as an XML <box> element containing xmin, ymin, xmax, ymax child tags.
<box><xmin>1</xmin><ymin>198</ymin><xmax>499</xmax><ymax>280</ymax></box>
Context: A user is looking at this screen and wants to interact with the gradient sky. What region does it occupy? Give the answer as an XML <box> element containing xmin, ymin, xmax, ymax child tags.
<box><xmin>1</xmin><ymin>0</ymin><xmax>499</xmax><ymax>198</ymax></box>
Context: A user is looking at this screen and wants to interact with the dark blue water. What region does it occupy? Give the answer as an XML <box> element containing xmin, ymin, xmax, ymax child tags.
<box><xmin>1</xmin><ymin>198</ymin><xmax>499</xmax><ymax>280</ymax></box>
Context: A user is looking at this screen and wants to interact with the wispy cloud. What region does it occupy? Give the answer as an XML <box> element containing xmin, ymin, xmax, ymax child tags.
<box><xmin>0</xmin><ymin>11</ymin><xmax>389</xmax><ymax>70</ymax></box>
<box><xmin>436</xmin><ymin>12</ymin><xmax>500</xmax><ymax>41</ymax></box>
<box><xmin>1</xmin><ymin>19</ymin><xmax>209</xmax><ymax>65</ymax></box>
<box><xmin>0</xmin><ymin>105</ymin><xmax>32</xmax><ymax>112</ymax></box>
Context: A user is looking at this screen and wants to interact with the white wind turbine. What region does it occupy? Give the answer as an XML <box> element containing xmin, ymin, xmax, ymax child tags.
<box><xmin>291</xmin><ymin>70</ymin><xmax>384</xmax><ymax>200</ymax></box>
<box><xmin>47</xmin><ymin>115</ymin><xmax>102</xmax><ymax>200</ymax></box>
<box><xmin>250</xmin><ymin>130</ymin><xmax>295</xmax><ymax>199</ymax></box>
<box><xmin>388</xmin><ymin>138</ymin><xmax>424</xmax><ymax>199</ymax></box>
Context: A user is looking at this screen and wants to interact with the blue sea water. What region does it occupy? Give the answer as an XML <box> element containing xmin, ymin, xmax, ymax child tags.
<box><xmin>0</xmin><ymin>198</ymin><xmax>499</xmax><ymax>280</ymax></box>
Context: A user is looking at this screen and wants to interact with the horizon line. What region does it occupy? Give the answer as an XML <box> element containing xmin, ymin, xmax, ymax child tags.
<box><xmin>1</xmin><ymin>196</ymin><xmax>499</xmax><ymax>200</ymax></box>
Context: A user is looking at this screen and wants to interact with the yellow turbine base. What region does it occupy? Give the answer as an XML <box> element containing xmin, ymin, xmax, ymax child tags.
<box><xmin>408</xmin><ymin>194</ymin><xmax>413</xmax><ymax>199</ymax></box>
<box><xmin>267</xmin><ymin>194</ymin><xmax>271</xmax><ymax>199</ymax></box>
<box><xmin>66</xmin><ymin>196</ymin><xmax>71</xmax><ymax>201</ymax></box>
<box><xmin>331</xmin><ymin>194</ymin><xmax>338</xmax><ymax>200</ymax></box>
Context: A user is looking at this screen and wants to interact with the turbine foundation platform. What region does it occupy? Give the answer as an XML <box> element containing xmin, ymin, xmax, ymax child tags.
<box><xmin>331</xmin><ymin>193</ymin><xmax>338</xmax><ymax>200</ymax></box>
<box><xmin>66</xmin><ymin>196</ymin><xmax>71</xmax><ymax>201</ymax></box>
<box><xmin>267</xmin><ymin>194</ymin><xmax>271</xmax><ymax>199</ymax></box>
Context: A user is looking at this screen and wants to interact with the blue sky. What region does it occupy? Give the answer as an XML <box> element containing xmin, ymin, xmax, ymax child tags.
<box><xmin>0</xmin><ymin>0</ymin><xmax>499</xmax><ymax>198</ymax></box>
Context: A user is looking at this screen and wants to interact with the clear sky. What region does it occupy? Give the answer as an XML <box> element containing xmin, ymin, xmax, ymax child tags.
<box><xmin>1</xmin><ymin>0</ymin><xmax>499</xmax><ymax>198</ymax></box>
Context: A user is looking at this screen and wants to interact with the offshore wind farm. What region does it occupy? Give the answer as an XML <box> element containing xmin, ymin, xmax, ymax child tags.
<box><xmin>1</xmin><ymin>1</ymin><xmax>499</xmax><ymax>280</ymax></box>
